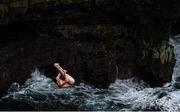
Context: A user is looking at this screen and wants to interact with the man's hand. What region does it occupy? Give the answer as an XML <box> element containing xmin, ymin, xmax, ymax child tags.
<box><xmin>54</xmin><ymin>63</ymin><xmax>66</xmax><ymax>77</ymax></box>
<box><xmin>54</xmin><ymin>63</ymin><xmax>59</xmax><ymax>68</ymax></box>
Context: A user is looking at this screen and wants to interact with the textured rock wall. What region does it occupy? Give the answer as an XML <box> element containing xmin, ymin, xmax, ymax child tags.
<box><xmin>0</xmin><ymin>0</ymin><xmax>179</xmax><ymax>95</ymax></box>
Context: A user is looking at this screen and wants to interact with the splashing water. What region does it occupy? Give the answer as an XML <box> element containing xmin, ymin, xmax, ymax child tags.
<box><xmin>0</xmin><ymin>70</ymin><xmax>179</xmax><ymax>111</ymax></box>
<box><xmin>171</xmin><ymin>36</ymin><xmax>180</xmax><ymax>88</ymax></box>
<box><xmin>1</xmin><ymin>37</ymin><xmax>180</xmax><ymax>111</ymax></box>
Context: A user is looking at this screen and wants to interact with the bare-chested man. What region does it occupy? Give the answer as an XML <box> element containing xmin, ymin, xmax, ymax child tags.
<box><xmin>54</xmin><ymin>63</ymin><xmax>75</xmax><ymax>88</ymax></box>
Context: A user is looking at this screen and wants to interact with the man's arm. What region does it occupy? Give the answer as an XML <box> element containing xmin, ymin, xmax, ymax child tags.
<box><xmin>56</xmin><ymin>74</ymin><xmax>68</xmax><ymax>87</ymax></box>
<box><xmin>54</xmin><ymin>63</ymin><xmax>66</xmax><ymax>78</ymax></box>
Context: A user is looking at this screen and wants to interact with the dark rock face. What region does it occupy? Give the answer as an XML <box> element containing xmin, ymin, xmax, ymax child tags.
<box><xmin>0</xmin><ymin>24</ymin><xmax>117</xmax><ymax>94</ymax></box>
<box><xmin>134</xmin><ymin>39</ymin><xmax>175</xmax><ymax>86</ymax></box>
<box><xmin>0</xmin><ymin>0</ymin><xmax>179</xmax><ymax>94</ymax></box>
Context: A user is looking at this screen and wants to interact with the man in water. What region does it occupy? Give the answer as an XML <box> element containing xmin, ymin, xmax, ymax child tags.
<box><xmin>54</xmin><ymin>63</ymin><xmax>75</xmax><ymax>88</ymax></box>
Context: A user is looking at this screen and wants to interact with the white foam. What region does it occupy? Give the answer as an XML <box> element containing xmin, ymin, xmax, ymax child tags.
<box><xmin>1</xmin><ymin>70</ymin><xmax>180</xmax><ymax>111</ymax></box>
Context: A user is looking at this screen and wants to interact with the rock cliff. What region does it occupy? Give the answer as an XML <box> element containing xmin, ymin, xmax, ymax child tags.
<box><xmin>0</xmin><ymin>0</ymin><xmax>179</xmax><ymax>95</ymax></box>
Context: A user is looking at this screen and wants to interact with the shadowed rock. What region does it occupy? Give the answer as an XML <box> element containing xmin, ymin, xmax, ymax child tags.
<box><xmin>0</xmin><ymin>0</ymin><xmax>179</xmax><ymax>95</ymax></box>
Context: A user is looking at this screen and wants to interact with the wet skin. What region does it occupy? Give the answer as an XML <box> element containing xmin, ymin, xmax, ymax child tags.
<box><xmin>54</xmin><ymin>63</ymin><xmax>75</xmax><ymax>88</ymax></box>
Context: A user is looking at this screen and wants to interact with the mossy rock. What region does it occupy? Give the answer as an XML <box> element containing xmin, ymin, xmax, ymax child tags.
<box><xmin>0</xmin><ymin>4</ymin><xmax>8</xmax><ymax>19</ymax></box>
